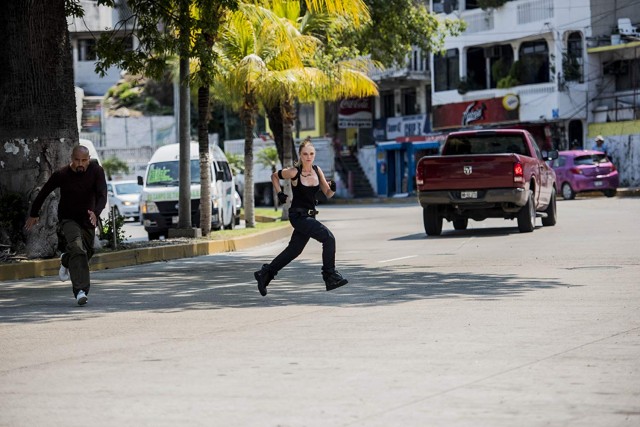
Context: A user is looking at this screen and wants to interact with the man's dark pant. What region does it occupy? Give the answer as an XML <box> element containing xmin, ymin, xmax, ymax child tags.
<box><xmin>268</xmin><ymin>214</ymin><xmax>336</xmax><ymax>275</ymax></box>
<box><xmin>59</xmin><ymin>220</ymin><xmax>95</xmax><ymax>297</ymax></box>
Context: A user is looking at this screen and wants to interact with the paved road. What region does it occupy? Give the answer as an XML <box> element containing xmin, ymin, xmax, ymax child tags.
<box><xmin>1</xmin><ymin>198</ymin><xmax>639</xmax><ymax>426</ymax></box>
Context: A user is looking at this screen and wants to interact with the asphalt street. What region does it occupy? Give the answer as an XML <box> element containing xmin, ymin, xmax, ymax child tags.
<box><xmin>1</xmin><ymin>197</ymin><xmax>639</xmax><ymax>426</ymax></box>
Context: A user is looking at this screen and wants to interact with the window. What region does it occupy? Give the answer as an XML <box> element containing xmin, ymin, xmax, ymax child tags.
<box><xmin>607</xmin><ymin>59</ymin><xmax>640</xmax><ymax>91</ymax></box>
<box><xmin>298</xmin><ymin>102</ymin><xmax>315</xmax><ymax>131</ymax></box>
<box><xmin>402</xmin><ymin>88</ymin><xmax>417</xmax><ymax>115</ymax></box>
<box><xmin>518</xmin><ymin>40</ymin><xmax>550</xmax><ymax>85</ymax></box>
<box><xmin>564</xmin><ymin>32</ymin><xmax>583</xmax><ymax>82</ymax></box>
<box><xmin>381</xmin><ymin>92</ymin><xmax>395</xmax><ymax>118</ymax></box>
<box><xmin>434</xmin><ymin>48</ymin><xmax>460</xmax><ymax>92</ymax></box>
<box><xmin>78</xmin><ymin>38</ymin><xmax>97</xmax><ymax>61</ymax></box>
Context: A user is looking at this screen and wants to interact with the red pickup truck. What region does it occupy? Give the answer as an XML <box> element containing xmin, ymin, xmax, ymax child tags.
<box><xmin>416</xmin><ymin>129</ymin><xmax>558</xmax><ymax>235</ymax></box>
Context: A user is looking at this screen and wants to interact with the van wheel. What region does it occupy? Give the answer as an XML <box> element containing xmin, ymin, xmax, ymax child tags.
<box><xmin>517</xmin><ymin>191</ymin><xmax>536</xmax><ymax>233</ymax></box>
<box><xmin>148</xmin><ymin>231</ymin><xmax>162</xmax><ymax>240</ymax></box>
<box><xmin>423</xmin><ymin>205</ymin><xmax>442</xmax><ymax>236</ymax></box>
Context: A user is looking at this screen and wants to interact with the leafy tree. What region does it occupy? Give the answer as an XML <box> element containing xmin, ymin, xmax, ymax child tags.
<box><xmin>95</xmin><ymin>0</ymin><xmax>238</xmax><ymax>235</ymax></box>
<box><xmin>102</xmin><ymin>157</ymin><xmax>131</xmax><ymax>180</ymax></box>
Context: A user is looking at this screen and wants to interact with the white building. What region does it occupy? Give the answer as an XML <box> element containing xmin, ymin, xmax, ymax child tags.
<box><xmin>429</xmin><ymin>0</ymin><xmax>640</xmax><ymax>186</ymax></box>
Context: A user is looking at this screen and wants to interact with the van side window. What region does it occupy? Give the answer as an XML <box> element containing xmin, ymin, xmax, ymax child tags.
<box><xmin>216</xmin><ymin>161</ymin><xmax>233</xmax><ymax>181</ymax></box>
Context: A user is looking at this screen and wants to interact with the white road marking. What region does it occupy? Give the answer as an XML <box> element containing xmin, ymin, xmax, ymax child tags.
<box><xmin>378</xmin><ymin>255</ymin><xmax>418</xmax><ymax>263</ymax></box>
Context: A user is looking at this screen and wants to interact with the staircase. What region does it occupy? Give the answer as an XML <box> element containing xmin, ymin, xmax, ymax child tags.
<box><xmin>335</xmin><ymin>153</ymin><xmax>375</xmax><ymax>198</ymax></box>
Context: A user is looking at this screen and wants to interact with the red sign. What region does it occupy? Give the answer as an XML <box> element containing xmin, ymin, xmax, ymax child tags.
<box><xmin>433</xmin><ymin>97</ymin><xmax>519</xmax><ymax>130</ymax></box>
<box><xmin>339</xmin><ymin>98</ymin><xmax>373</xmax><ymax>128</ymax></box>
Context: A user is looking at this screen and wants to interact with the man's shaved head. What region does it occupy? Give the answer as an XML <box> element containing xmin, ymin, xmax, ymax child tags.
<box><xmin>70</xmin><ymin>145</ymin><xmax>91</xmax><ymax>173</ymax></box>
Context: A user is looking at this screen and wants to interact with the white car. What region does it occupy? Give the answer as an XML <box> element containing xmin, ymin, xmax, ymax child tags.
<box><xmin>107</xmin><ymin>180</ymin><xmax>142</xmax><ymax>221</ymax></box>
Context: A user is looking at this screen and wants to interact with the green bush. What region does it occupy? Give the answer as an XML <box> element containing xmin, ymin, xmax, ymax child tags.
<box><xmin>100</xmin><ymin>211</ymin><xmax>127</xmax><ymax>249</ymax></box>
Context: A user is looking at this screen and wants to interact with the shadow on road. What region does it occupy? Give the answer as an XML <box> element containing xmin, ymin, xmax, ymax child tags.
<box><xmin>0</xmin><ymin>255</ymin><xmax>570</xmax><ymax>324</ymax></box>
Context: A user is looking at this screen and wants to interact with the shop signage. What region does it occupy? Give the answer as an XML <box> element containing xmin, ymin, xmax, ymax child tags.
<box><xmin>386</xmin><ymin>114</ymin><xmax>430</xmax><ymax>139</ymax></box>
<box><xmin>338</xmin><ymin>98</ymin><xmax>373</xmax><ymax>128</ymax></box>
<box><xmin>433</xmin><ymin>96</ymin><xmax>519</xmax><ymax>130</ymax></box>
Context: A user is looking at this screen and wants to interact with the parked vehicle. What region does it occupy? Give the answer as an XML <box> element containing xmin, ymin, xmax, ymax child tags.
<box><xmin>551</xmin><ymin>150</ymin><xmax>619</xmax><ymax>200</ymax></box>
<box><xmin>107</xmin><ymin>180</ymin><xmax>142</xmax><ymax>221</ymax></box>
<box><xmin>415</xmin><ymin>129</ymin><xmax>558</xmax><ymax>235</ymax></box>
<box><xmin>80</xmin><ymin>138</ymin><xmax>110</xmax><ymax>226</ymax></box>
<box><xmin>234</xmin><ymin>190</ymin><xmax>242</xmax><ymax>226</ymax></box>
<box><xmin>224</xmin><ymin>137</ymin><xmax>334</xmax><ymax>206</ymax></box>
<box><xmin>138</xmin><ymin>143</ymin><xmax>237</xmax><ymax>240</ymax></box>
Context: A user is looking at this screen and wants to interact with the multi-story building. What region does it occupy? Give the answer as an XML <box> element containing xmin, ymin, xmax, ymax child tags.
<box><xmin>429</xmin><ymin>0</ymin><xmax>640</xmax><ymax>186</ymax></box>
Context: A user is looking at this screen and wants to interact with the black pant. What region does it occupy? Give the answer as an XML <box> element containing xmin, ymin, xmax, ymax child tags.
<box><xmin>268</xmin><ymin>213</ymin><xmax>336</xmax><ymax>275</ymax></box>
<box><xmin>59</xmin><ymin>219</ymin><xmax>95</xmax><ymax>297</ymax></box>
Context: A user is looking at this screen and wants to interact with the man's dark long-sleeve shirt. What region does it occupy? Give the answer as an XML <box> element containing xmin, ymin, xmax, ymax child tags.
<box><xmin>30</xmin><ymin>161</ymin><xmax>108</xmax><ymax>229</ymax></box>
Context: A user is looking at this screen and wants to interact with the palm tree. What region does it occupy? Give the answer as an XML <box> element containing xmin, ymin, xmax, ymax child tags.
<box><xmin>213</xmin><ymin>4</ymin><xmax>315</xmax><ymax>227</ymax></box>
<box><xmin>261</xmin><ymin>0</ymin><xmax>378</xmax><ymax>219</ymax></box>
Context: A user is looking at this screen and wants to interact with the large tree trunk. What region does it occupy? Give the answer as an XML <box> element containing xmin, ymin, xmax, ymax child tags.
<box><xmin>242</xmin><ymin>97</ymin><xmax>257</xmax><ymax>228</ymax></box>
<box><xmin>280</xmin><ymin>97</ymin><xmax>296</xmax><ymax>221</ymax></box>
<box><xmin>198</xmin><ymin>85</ymin><xmax>212</xmax><ymax>235</ymax></box>
<box><xmin>177</xmin><ymin>0</ymin><xmax>192</xmax><ymax>229</ymax></box>
<box><xmin>0</xmin><ymin>0</ymin><xmax>78</xmax><ymax>258</ymax></box>
<box><xmin>266</xmin><ymin>102</ymin><xmax>284</xmax><ymax>164</ymax></box>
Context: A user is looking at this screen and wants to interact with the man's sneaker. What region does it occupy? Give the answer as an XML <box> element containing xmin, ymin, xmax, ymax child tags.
<box><xmin>59</xmin><ymin>254</ymin><xmax>69</xmax><ymax>282</ymax></box>
<box><xmin>76</xmin><ymin>290</ymin><xmax>88</xmax><ymax>306</ymax></box>
<box><xmin>254</xmin><ymin>264</ymin><xmax>274</xmax><ymax>296</ymax></box>
<box><xmin>324</xmin><ymin>270</ymin><xmax>348</xmax><ymax>291</ymax></box>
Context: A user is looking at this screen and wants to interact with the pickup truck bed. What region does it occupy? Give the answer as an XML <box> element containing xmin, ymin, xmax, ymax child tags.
<box><xmin>416</xmin><ymin>129</ymin><xmax>558</xmax><ymax>235</ymax></box>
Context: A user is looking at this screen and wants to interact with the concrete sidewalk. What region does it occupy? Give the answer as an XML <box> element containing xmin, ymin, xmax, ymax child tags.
<box><xmin>0</xmin><ymin>224</ymin><xmax>292</xmax><ymax>282</ymax></box>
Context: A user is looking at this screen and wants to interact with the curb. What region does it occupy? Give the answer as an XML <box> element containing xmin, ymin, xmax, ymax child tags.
<box><xmin>0</xmin><ymin>224</ymin><xmax>292</xmax><ymax>282</ymax></box>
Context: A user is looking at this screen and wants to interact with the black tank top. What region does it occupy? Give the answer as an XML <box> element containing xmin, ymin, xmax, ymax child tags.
<box><xmin>290</xmin><ymin>165</ymin><xmax>319</xmax><ymax>211</ymax></box>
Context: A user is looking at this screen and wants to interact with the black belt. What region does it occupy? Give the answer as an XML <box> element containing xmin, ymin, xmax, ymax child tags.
<box><xmin>290</xmin><ymin>208</ymin><xmax>319</xmax><ymax>217</ymax></box>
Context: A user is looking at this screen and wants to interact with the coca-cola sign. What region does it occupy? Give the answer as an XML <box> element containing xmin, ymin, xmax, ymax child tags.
<box><xmin>339</xmin><ymin>97</ymin><xmax>372</xmax><ymax>128</ymax></box>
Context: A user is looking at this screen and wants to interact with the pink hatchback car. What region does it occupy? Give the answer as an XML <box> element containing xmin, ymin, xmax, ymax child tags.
<box><xmin>551</xmin><ymin>150</ymin><xmax>619</xmax><ymax>200</ymax></box>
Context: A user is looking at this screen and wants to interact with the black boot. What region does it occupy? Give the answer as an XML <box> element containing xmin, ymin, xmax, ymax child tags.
<box><xmin>254</xmin><ymin>264</ymin><xmax>274</xmax><ymax>296</ymax></box>
<box><xmin>323</xmin><ymin>270</ymin><xmax>348</xmax><ymax>291</ymax></box>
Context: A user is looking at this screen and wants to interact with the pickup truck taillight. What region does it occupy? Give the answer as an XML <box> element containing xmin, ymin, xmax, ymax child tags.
<box><xmin>513</xmin><ymin>162</ymin><xmax>524</xmax><ymax>183</ymax></box>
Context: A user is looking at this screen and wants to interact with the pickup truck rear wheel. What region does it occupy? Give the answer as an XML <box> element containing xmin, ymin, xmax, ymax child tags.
<box><xmin>517</xmin><ymin>191</ymin><xmax>535</xmax><ymax>233</ymax></box>
<box><xmin>423</xmin><ymin>205</ymin><xmax>443</xmax><ymax>236</ymax></box>
<box><xmin>453</xmin><ymin>218</ymin><xmax>468</xmax><ymax>230</ymax></box>
<box><xmin>541</xmin><ymin>188</ymin><xmax>557</xmax><ymax>226</ymax></box>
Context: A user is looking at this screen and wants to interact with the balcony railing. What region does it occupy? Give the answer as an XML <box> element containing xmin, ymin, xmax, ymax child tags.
<box><xmin>369</xmin><ymin>48</ymin><xmax>429</xmax><ymax>81</ymax></box>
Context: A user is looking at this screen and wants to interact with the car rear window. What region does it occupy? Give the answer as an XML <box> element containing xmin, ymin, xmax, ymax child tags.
<box><xmin>443</xmin><ymin>135</ymin><xmax>527</xmax><ymax>156</ymax></box>
<box><xmin>574</xmin><ymin>154</ymin><xmax>609</xmax><ymax>165</ymax></box>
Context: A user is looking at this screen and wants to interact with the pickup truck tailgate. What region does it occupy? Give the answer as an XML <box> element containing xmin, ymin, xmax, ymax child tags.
<box><xmin>420</xmin><ymin>154</ymin><xmax>519</xmax><ymax>190</ymax></box>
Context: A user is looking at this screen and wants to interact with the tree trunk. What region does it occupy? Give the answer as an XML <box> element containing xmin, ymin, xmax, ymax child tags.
<box><xmin>280</xmin><ymin>97</ymin><xmax>296</xmax><ymax>221</ymax></box>
<box><xmin>198</xmin><ymin>85</ymin><xmax>212</xmax><ymax>235</ymax></box>
<box><xmin>242</xmin><ymin>97</ymin><xmax>257</xmax><ymax>228</ymax></box>
<box><xmin>178</xmin><ymin>0</ymin><xmax>192</xmax><ymax>229</ymax></box>
<box><xmin>266</xmin><ymin>102</ymin><xmax>284</xmax><ymax>164</ymax></box>
<box><xmin>0</xmin><ymin>0</ymin><xmax>78</xmax><ymax>258</ymax></box>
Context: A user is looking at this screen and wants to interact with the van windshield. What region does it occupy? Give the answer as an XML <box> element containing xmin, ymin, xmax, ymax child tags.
<box><xmin>146</xmin><ymin>160</ymin><xmax>204</xmax><ymax>186</ymax></box>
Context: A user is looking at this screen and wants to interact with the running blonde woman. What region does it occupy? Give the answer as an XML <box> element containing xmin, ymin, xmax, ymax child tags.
<box><xmin>254</xmin><ymin>139</ymin><xmax>348</xmax><ymax>296</ymax></box>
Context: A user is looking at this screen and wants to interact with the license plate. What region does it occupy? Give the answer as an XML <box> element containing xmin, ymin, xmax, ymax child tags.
<box><xmin>461</xmin><ymin>191</ymin><xmax>478</xmax><ymax>199</ymax></box>
<box><xmin>172</xmin><ymin>216</ymin><xmax>179</xmax><ymax>224</ymax></box>
<box><xmin>594</xmin><ymin>181</ymin><xmax>603</xmax><ymax>187</ymax></box>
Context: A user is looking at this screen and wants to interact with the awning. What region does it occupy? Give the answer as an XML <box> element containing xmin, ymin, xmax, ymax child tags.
<box><xmin>588</xmin><ymin>40</ymin><xmax>640</xmax><ymax>54</ymax></box>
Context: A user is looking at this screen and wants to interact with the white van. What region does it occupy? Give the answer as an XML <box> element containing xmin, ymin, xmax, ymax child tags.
<box><xmin>138</xmin><ymin>142</ymin><xmax>237</xmax><ymax>240</ymax></box>
<box><xmin>79</xmin><ymin>139</ymin><xmax>110</xmax><ymax>225</ymax></box>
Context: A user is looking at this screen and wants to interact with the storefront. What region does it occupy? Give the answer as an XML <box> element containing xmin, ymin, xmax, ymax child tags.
<box><xmin>375</xmin><ymin>135</ymin><xmax>445</xmax><ymax>196</ymax></box>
